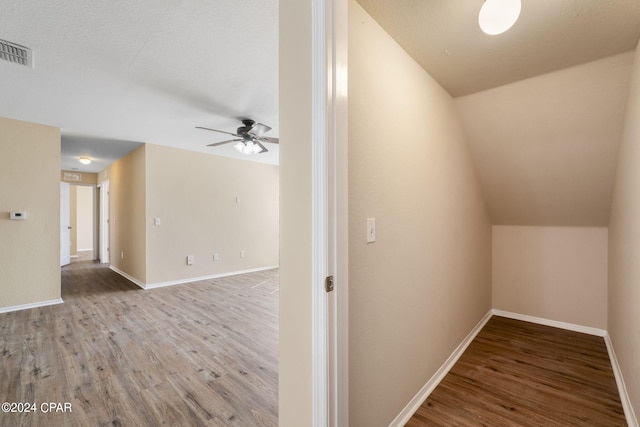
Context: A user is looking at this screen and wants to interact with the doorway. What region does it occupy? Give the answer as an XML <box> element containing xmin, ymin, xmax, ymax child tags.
<box><xmin>71</xmin><ymin>185</ymin><xmax>96</xmax><ymax>262</ymax></box>
<box><xmin>60</xmin><ymin>182</ymin><xmax>71</xmax><ymax>266</ymax></box>
<box><xmin>98</xmin><ymin>180</ymin><xmax>109</xmax><ymax>264</ymax></box>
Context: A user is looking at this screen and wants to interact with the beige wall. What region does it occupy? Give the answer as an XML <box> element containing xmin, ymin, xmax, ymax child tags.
<box><xmin>144</xmin><ymin>144</ymin><xmax>278</xmax><ymax>284</ymax></box>
<box><xmin>348</xmin><ymin>2</ymin><xmax>492</xmax><ymax>425</ymax></box>
<box><xmin>493</xmin><ymin>226</ymin><xmax>608</xmax><ymax>329</ymax></box>
<box><xmin>609</xmin><ymin>39</ymin><xmax>640</xmax><ymax>420</ymax></box>
<box><xmin>107</xmin><ymin>145</ymin><xmax>147</xmax><ymax>283</ymax></box>
<box><xmin>0</xmin><ymin>117</ymin><xmax>61</xmax><ymax>309</ymax></box>
<box><xmin>455</xmin><ymin>53</ymin><xmax>633</xmax><ymax>226</ymax></box>
<box><xmin>279</xmin><ymin>0</ymin><xmax>314</xmax><ymax>423</ymax></box>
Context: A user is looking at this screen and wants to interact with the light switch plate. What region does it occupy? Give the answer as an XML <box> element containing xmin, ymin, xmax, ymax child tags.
<box><xmin>10</xmin><ymin>212</ymin><xmax>26</xmax><ymax>220</ymax></box>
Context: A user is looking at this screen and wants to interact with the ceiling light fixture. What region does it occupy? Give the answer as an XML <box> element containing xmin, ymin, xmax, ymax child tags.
<box><xmin>479</xmin><ymin>0</ymin><xmax>521</xmax><ymax>35</ymax></box>
<box><xmin>79</xmin><ymin>156</ymin><xmax>92</xmax><ymax>165</ymax></box>
<box><xmin>233</xmin><ymin>141</ymin><xmax>262</xmax><ymax>155</ymax></box>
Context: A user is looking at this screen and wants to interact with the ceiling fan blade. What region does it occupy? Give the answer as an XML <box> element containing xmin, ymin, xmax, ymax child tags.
<box><xmin>257</xmin><ymin>136</ymin><xmax>279</xmax><ymax>145</ymax></box>
<box><xmin>196</xmin><ymin>126</ymin><xmax>240</xmax><ymax>137</ymax></box>
<box><xmin>254</xmin><ymin>140</ymin><xmax>268</xmax><ymax>153</ymax></box>
<box><xmin>207</xmin><ymin>139</ymin><xmax>242</xmax><ymax>147</ymax></box>
<box><xmin>250</xmin><ymin>123</ymin><xmax>272</xmax><ymax>137</ymax></box>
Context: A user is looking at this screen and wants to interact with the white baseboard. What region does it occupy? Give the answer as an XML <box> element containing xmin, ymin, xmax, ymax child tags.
<box><xmin>389</xmin><ymin>310</ymin><xmax>493</xmax><ymax>427</ymax></box>
<box><xmin>109</xmin><ymin>265</ymin><xmax>146</xmax><ymax>289</ymax></box>
<box><xmin>109</xmin><ymin>264</ymin><xmax>279</xmax><ymax>290</ymax></box>
<box><xmin>144</xmin><ymin>265</ymin><xmax>279</xmax><ymax>289</ymax></box>
<box><xmin>604</xmin><ymin>333</ymin><xmax>639</xmax><ymax>427</ymax></box>
<box><xmin>0</xmin><ymin>298</ymin><xmax>64</xmax><ymax>314</ymax></box>
<box><xmin>491</xmin><ymin>309</ymin><xmax>606</xmax><ymax>337</ymax></box>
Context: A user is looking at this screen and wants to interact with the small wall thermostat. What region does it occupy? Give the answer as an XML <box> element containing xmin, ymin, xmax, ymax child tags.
<box><xmin>10</xmin><ymin>212</ymin><xmax>27</xmax><ymax>220</ymax></box>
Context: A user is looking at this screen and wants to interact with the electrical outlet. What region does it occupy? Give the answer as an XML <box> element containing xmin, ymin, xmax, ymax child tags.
<box><xmin>213</xmin><ymin>253</ymin><xmax>219</xmax><ymax>261</ymax></box>
<box><xmin>187</xmin><ymin>255</ymin><xmax>194</xmax><ymax>265</ymax></box>
<box><xmin>120</xmin><ymin>251</ymin><xmax>124</xmax><ymax>259</ymax></box>
<box><xmin>240</xmin><ymin>250</ymin><xmax>245</xmax><ymax>258</ymax></box>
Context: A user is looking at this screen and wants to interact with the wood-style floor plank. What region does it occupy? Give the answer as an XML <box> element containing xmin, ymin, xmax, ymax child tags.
<box><xmin>0</xmin><ymin>261</ymin><xmax>278</xmax><ymax>426</ymax></box>
<box><xmin>406</xmin><ymin>316</ymin><xmax>626</xmax><ymax>427</ymax></box>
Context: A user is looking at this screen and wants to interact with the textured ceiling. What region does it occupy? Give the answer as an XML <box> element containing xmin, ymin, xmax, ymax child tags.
<box><xmin>356</xmin><ymin>0</ymin><xmax>640</xmax><ymax>97</ymax></box>
<box><xmin>0</xmin><ymin>0</ymin><xmax>279</xmax><ymax>166</ymax></box>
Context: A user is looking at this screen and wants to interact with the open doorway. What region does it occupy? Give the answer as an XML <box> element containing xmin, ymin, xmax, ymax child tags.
<box><xmin>70</xmin><ymin>184</ymin><xmax>96</xmax><ymax>262</ymax></box>
<box><xmin>97</xmin><ymin>179</ymin><xmax>109</xmax><ymax>264</ymax></box>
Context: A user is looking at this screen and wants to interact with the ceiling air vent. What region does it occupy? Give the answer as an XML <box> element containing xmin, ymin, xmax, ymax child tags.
<box><xmin>0</xmin><ymin>39</ymin><xmax>32</xmax><ymax>67</ymax></box>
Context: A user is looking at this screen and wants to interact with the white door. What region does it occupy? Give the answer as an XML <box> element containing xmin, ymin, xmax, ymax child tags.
<box><xmin>99</xmin><ymin>180</ymin><xmax>110</xmax><ymax>263</ymax></box>
<box><xmin>60</xmin><ymin>182</ymin><xmax>71</xmax><ymax>266</ymax></box>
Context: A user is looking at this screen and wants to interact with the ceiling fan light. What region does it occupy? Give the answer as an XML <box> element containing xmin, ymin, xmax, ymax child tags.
<box><xmin>479</xmin><ymin>0</ymin><xmax>521</xmax><ymax>35</ymax></box>
<box><xmin>79</xmin><ymin>156</ymin><xmax>92</xmax><ymax>165</ymax></box>
<box><xmin>234</xmin><ymin>140</ymin><xmax>261</xmax><ymax>155</ymax></box>
<box><xmin>250</xmin><ymin>142</ymin><xmax>263</xmax><ymax>154</ymax></box>
<box><xmin>234</xmin><ymin>141</ymin><xmax>247</xmax><ymax>154</ymax></box>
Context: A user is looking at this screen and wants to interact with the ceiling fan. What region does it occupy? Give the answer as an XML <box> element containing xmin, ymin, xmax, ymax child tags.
<box><xmin>196</xmin><ymin>119</ymin><xmax>279</xmax><ymax>155</ymax></box>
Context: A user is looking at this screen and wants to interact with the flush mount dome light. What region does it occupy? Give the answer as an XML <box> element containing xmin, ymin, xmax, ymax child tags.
<box><xmin>79</xmin><ymin>157</ymin><xmax>92</xmax><ymax>165</ymax></box>
<box><xmin>479</xmin><ymin>0</ymin><xmax>521</xmax><ymax>35</ymax></box>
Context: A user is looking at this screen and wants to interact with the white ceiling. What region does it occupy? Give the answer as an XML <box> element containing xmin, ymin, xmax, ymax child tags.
<box><xmin>61</xmin><ymin>134</ymin><xmax>142</xmax><ymax>173</ymax></box>
<box><xmin>0</xmin><ymin>0</ymin><xmax>279</xmax><ymax>167</ymax></box>
<box><xmin>356</xmin><ymin>0</ymin><xmax>640</xmax><ymax>97</ymax></box>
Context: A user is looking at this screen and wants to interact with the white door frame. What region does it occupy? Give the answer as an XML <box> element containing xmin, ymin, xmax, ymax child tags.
<box><xmin>311</xmin><ymin>0</ymin><xmax>348</xmax><ymax>424</ymax></box>
<box><xmin>98</xmin><ymin>179</ymin><xmax>110</xmax><ymax>264</ymax></box>
<box><xmin>60</xmin><ymin>181</ymin><xmax>71</xmax><ymax>266</ymax></box>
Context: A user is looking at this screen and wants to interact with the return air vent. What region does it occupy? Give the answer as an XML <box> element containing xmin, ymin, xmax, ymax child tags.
<box><xmin>0</xmin><ymin>39</ymin><xmax>32</xmax><ymax>67</ymax></box>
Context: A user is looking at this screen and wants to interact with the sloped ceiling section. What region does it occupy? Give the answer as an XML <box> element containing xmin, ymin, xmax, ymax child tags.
<box><xmin>454</xmin><ymin>52</ymin><xmax>634</xmax><ymax>226</ymax></box>
<box><xmin>357</xmin><ymin>0</ymin><xmax>640</xmax><ymax>97</ymax></box>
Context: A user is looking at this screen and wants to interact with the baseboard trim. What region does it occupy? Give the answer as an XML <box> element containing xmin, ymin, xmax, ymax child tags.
<box><xmin>389</xmin><ymin>310</ymin><xmax>493</xmax><ymax>427</ymax></box>
<box><xmin>109</xmin><ymin>265</ymin><xmax>146</xmax><ymax>289</ymax></box>
<box><xmin>0</xmin><ymin>298</ymin><xmax>64</xmax><ymax>314</ymax></box>
<box><xmin>108</xmin><ymin>265</ymin><xmax>280</xmax><ymax>290</ymax></box>
<box><xmin>604</xmin><ymin>333</ymin><xmax>639</xmax><ymax>427</ymax></box>
<box><xmin>491</xmin><ymin>309</ymin><xmax>607</xmax><ymax>337</ymax></box>
<box><xmin>145</xmin><ymin>265</ymin><xmax>279</xmax><ymax>289</ymax></box>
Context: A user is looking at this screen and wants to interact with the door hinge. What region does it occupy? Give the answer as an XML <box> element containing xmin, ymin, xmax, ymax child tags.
<box><xmin>325</xmin><ymin>275</ymin><xmax>334</xmax><ymax>293</ymax></box>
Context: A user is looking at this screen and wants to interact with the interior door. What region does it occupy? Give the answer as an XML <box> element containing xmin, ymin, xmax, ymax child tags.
<box><xmin>99</xmin><ymin>180</ymin><xmax>110</xmax><ymax>263</ymax></box>
<box><xmin>60</xmin><ymin>181</ymin><xmax>71</xmax><ymax>266</ymax></box>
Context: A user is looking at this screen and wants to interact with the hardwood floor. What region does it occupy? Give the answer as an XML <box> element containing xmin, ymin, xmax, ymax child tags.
<box><xmin>406</xmin><ymin>316</ymin><xmax>626</xmax><ymax>427</ymax></box>
<box><xmin>0</xmin><ymin>261</ymin><xmax>278</xmax><ymax>427</ymax></box>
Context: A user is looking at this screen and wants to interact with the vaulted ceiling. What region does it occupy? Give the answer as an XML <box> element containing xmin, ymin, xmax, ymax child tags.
<box><xmin>358</xmin><ymin>0</ymin><xmax>640</xmax><ymax>226</ymax></box>
<box><xmin>357</xmin><ymin>0</ymin><xmax>640</xmax><ymax>97</ymax></box>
